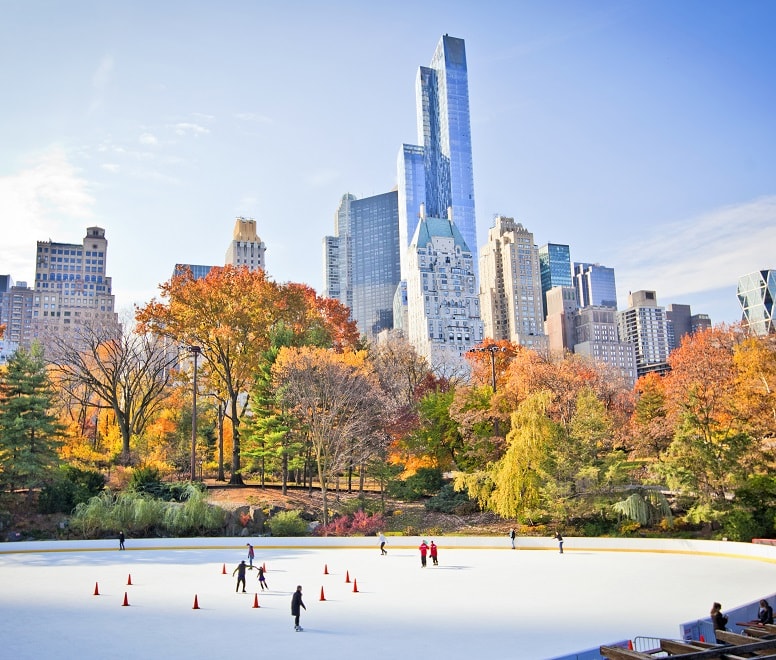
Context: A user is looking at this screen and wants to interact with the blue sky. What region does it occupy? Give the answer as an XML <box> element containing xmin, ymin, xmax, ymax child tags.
<box><xmin>1</xmin><ymin>0</ymin><xmax>774</xmax><ymax>325</ymax></box>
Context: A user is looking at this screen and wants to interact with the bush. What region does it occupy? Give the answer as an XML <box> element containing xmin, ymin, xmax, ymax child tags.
<box><xmin>38</xmin><ymin>466</ymin><xmax>105</xmax><ymax>514</ymax></box>
<box><xmin>267</xmin><ymin>510</ymin><xmax>308</xmax><ymax>537</ymax></box>
<box><xmin>425</xmin><ymin>484</ymin><xmax>478</xmax><ymax>514</ymax></box>
<box><xmin>387</xmin><ymin>467</ymin><xmax>444</xmax><ymax>501</ymax></box>
<box><xmin>315</xmin><ymin>510</ymin><xmax>385</xmax><ymax>537</ymax></box>
<box><xmin>721</xmin><ymin>509</ymin><xmax>763</xmax><ymax>542</ymax></box>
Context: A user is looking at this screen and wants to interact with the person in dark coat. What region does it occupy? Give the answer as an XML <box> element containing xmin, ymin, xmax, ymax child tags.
<box><xmin>419</xmin><ymin>540</ymin><xmax>429</xmax><ymax>567</ymax></box>
<box><xmin>119</xmin><ymin>531</ymin><xmax>125</xmax><ymax>551</ymax></box>
<box><xmin>711</xmin><ymin>602</ymin><xmax>728</xmax><ymax>631</ymax></box>
<box><xmin>759</xmin><ymin>599</ymin><xmax>774</xmax><ymax>625</ymax></box>
<box><xmin>429</xmin><ymin>541</ymin><xmax>438</xmax><ymax>566</ymax></box>
<box><xmin>509</xmin><ymin>528</ymin><xmax>516</xmax><ymax>549</ymax></box>
<box><xmin>233</xmin><ymin>560</ymin><xmax>247</xmax><ymax>593</ymax></box>
<box><xmin>553</xmin><ymin>531</ymin><xmax>564</xmax><ymax>554</ymax></box>
<box><xmin>291</xmin><ymin>585</ymin><xmax>306</xmax><ymax>631</ymax></box>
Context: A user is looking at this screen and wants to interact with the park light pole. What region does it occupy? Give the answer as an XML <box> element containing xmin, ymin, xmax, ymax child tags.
<box><xmin>188</xmin><ymin>345</ymin><xmax>201</xmax><ymax>482</ymax></box>
<box><xmin>469</xmin><ymin>344</ymin><xmax>505</xmax><ymax>392</ymax></box>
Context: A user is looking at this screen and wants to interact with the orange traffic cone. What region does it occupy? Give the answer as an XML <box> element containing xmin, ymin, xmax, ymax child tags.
<box><xmin>93</xmin><ymin>582</ymin><xmax>100</xmax><ymax>596</ymax></box>
<box><xmin>192</xmin><ymin>594</ymin><xmax>200</xmax><ymax>610</ymax></box>
<box><xmin>127</xmin><ymin>574</ymin><xmax>132</xmax><ymax>586</ymax></box>
<box><xmin>122</xmin><ymin>592</ymin><xmax>130</xmax><ymax>607</ymax></box>
<box><xmin>627</xmin><ymin>640</ymin><xmax>633</xmax><ymax>650</ymax></box>
<box><xmin>324</xmin><ymin>564</ymin><xmax>329</xmax><ymax>575</ymax></box>
<box><xmin>353</xmin><ymin>578</ymin><xmax>359</xmax><ymax>593</ymax></box>
<box><xmin>345</xmin><ymin>570</ymin><xmax>350</xmax><ymax>583</ymax></box>
<box><xmin>320</xmin><ymin>586</ymin><xmax>326</xmax><ymax>601</ymax></box>
<box><xmin>252</xmin><ymin>593</ymin><xmax>260</xmax><ymax>608</ymax></box>
<box><xmin>221</xmin><ymin>563</ymin><xmax>226</xmax><ymax>575</ymax></box>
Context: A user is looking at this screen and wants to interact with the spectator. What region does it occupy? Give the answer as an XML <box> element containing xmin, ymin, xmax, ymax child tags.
<box><xmin>711</xmin><ymin>602</ymin><xmax>728</xmax><ymax>631</ymax></box>
<box><xmin>759</xmin><ymin>599</ymin><xmax>774</xmax><ymax>625</ymax></box>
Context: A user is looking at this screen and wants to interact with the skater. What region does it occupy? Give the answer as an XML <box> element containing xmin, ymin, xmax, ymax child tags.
<box><xmin>419</xmin><ymin>540</ymin><xmax>429</xmax><ymax>567</ymax></box>
<box><xmin>233</xmin><ymin>560</ymin><xmax>247</xmax><ymax>593</ymax></box>
<box><xmin>509</xmin><ymin>528</ymin><xmax>516</xmax><ymax>549</ymax></box>
<box><xmin>554</xmin><ymin>531</ymin><xmax>564</xmax><ymax>554</ymax></box>
<box><xmin>291</xmin><ymin>585</ymin><xmax>306</xmax><ymax>631</ymax></box>
<box><xmin>119</xmin><ymin>531</ymin><xmax>125</xmax><ymax>551</ymax></box>
<box><xmin>246</xmin><ymin>543</ymin><xmax>255</xmax><ymax>568</ymax></box>
<box><xmin>256</xmin><ymin>564</ymin><xmax>268</xmax><ymax>591</ymax></box>
<box><xmin>379</xmin><ymin>532</ymin><xmax>387</xmax><ymax>555</ymax></box>
<box><xmin>711</xmin><ymin>602</ymin><xmax>728</xmax><ymax>631</ymax></box>
<box><xmin>429</xmin><ymin>540</ymin><xmax>438</xmax><ymax>566</ymax></box>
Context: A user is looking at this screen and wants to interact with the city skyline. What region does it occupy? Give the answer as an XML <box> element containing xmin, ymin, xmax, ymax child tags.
<box><xmin>2</xmin><ymin>1</ymin><xmax>775</xmax><ymax>325</ymax></box>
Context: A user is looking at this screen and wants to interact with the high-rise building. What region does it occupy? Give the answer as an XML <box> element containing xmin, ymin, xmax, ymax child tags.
<box><xmin>323</xmin><ymin>191</ymin><xmax>400</xmax><ymax>338</ymax></box>
<box><xmin>173</xmin><ymin>264</ymin><xmax>215</xmax><ymax>280</ymax></box>
<box><xmin>479</xmin><ymin>216</ymin><xmax>547</xmax><ymax>350</ymax></box>
<box><xmin>538</xmin><ymin>244</ymin><xmax>572</xmax><ymax>319</ymax></box>
<box><xmin>31</xmin><ymin>226</ymin><xmax>119</xmax><ymax>349</ymax></box>
<box><xmin>544</xmin><ymin>285</ymin><xmax>578</xmax><ymax>355</ymax></box>
<box><xmin>573</xmin><ymin>263</ymin><xmax>618</xmax><ymax>309</ymax></box>
<box><xmin>406</xmin><ymin>207</ymin><xmax>482</xmax><ymax>374</ymax></box>
<box><xmin>738</xmin><ymin>269</ymin><xmax>775</xmax><ymax>336</ymax></box>
<box><xmin>398</xmin><ymin>35</ymin><xmax>476</xmax><ymax>280</ymax></box>
<box><xmin>573</xmin><ymin>306</ymin><xmax>637</xmax><ymax>387</ymax></box>
<box><xmin>665</xmin><ymin>303</ymin><xmax>712</xmax><ymax>351</ymax></box>
<box><xmin>225</xmin><ymin>217</ymin><xmax>266</xmax><ymax>272</ymax></box>
<box><xmin>0</xmin><ymin>276</ymin><xmax>35</xmax><ymax>363</ymax></box>
<box><xmin>617</xmin><ymin>290</ymin><xmax>669</xmax><ymax>378</ymax></box>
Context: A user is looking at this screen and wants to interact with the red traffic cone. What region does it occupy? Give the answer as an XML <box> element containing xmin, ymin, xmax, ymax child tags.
<box><xmin>221</xmin><ymin>563</ymin><xmax>227</xmax><ymax>575</ymax></box>
<box><xmin>126</xmin><ymin>574</ymin><xmax>132</xmax><ymax>586</ymax></box>
<box><xmin>122</xmin><ymin>592</ymin><xmax>130</xmax><ymax>607</ymax></box>
<box><xmin>319</xmin><ymin>586</ymin><xmax>326</xmax><ymax>601</ymax></box>
<box><xmin>192</xmin><ymin>594</ymin><xmax>200</xmax><ymax>610</ymax></box>
<box><xmin>252</xmin><ymin>593</ymin><xmax>260</xmax><ymax>608</ymax></box>
<box><xmin>93</xmin><ymin>582</ymin><xmax>100</xmax><ymax>596</ymax></box>
<box><xmin>627</xmin><ymin>640</ymin><xmax>633</xmax><ymax>650</ymax></box>
<box><xmin>699</xmin><ymin>635</ymin><xmax>705</xmax><ymax>643</ymax></box>
<box><xmin>324</xmin><ymin>564</ymin><xmax>329</xmax><ymax>575</ymax></box>
<box><xmin>353</xmin><ymin>578</ymin><xmax>359</xmax><ymax>593</ymax></box>
<box><xmin>345</xmin><ymin>570</ymin><xmax>350</xmax><ymax>583</ymax></box>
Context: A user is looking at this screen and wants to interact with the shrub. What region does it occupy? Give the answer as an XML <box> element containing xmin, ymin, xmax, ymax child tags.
<box><xmin>425</xmin><ymin>484</ymin><xmax>478</xmax><ymax>514</ymax></box>
<box><xmin>721</xmin><ymin>509</ymin><xmax>763</xmax><ymax>542</ymax></box>
<box><xmin>267</xmin><ymin>510</ymin><xmax>308</xmax><ymax>537</ymax></box>
<box><xmin>315</xmin><ymin>510</ymin><xmax>385</xmax><ymax>537</ymax></box>
<box><xmin>387</xmin><ymin>467</ymin><xmax>444</xmax><ymax>501</ymax></box>
<box><xmin>38</xmin><ymin>466</ymin><xmax>105</xmax><ymax>514</ymax></box>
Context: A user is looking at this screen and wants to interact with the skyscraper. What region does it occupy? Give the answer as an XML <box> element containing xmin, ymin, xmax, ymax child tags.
<box><xmin>538</xmin><ymin>243</ymin><xmax>572</xmax><ymax>319</ymax></box>
<box><xmin>398</xmin><ymin>35</ymin><xmax>476</xmax><ymax>280</ymax></box>
<box><xmin>665</xmin><ymin>303</ymin><xmax>712</xmax><ymax>351</ymax></box>
<box><xmin>406</xmin><ymin>206</ymin><xmax>482</xmax><ymax>375</ymax></box>
<box><xmin>31</xmin><ymin>226</ymin><xmax>119</xmax><ymax>349</ymax></box>
<box><xmin>573</xmin><ymin>262</ymin><xmax>618</xmax><ymax>309</ymax></box>
<box><xmin>478</xmin><ymin>216</ymin><xmax>547</xmax><ymax>350</ymax></box>
<box><xmin>323</xmin><ymin>191</ymin><xmax>401</xmax><ymax>338</ymax></box>
<box><xmin>617</xmin><ymin>290</ymin><xmax>669</xmax><ymax>378</ymax></box>
<box><xmin>225</xmin><ymin>217</ymin><xmax>266</xmax><ymax>272</ymax></box>
<box><xmin>738</xmin><ymin>269</ymin><xmax>775</xmax><ymax>336</ymax></box>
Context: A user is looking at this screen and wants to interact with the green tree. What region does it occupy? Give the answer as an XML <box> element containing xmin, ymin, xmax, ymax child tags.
<box><xmin>0</xmin><ymin>344</ymin><xmax>64</xmax><ymax>492</ymax></box>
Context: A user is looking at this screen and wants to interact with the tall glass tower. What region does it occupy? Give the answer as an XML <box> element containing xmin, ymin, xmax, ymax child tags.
<box><xmin>538</xmin><ymin>243</ymin><xmax>572</xmax><ymax>319</ymax></box>
<box><xmin>398</xmin><ymin>35</ymin><xmax>476</xmax><ymax>279</ymax></box>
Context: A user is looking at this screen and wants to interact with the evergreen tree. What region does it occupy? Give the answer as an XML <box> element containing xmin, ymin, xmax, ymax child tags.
<box><xmin>0</xmin><ymin>343</ymin><xmax>64</xmax><ymax>492</ymax></box>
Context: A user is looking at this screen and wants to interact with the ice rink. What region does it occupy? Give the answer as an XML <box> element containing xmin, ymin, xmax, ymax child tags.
<box><xmin>1</xmin><ymin>536</ymin><xmax>775</xmax><ymax>660</ymax></box>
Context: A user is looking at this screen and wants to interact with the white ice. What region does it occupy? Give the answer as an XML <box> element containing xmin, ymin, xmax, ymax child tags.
<box><xmin>1</xmin><ymin>536</ymin><xmax>774</xmax><ymax>660</ymax></box>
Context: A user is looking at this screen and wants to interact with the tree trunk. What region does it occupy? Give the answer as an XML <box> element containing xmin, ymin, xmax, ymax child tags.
<box><xmin>228</xmin><ymin>393</ymin><xmax>243</xmax><ymax>485</ymax></box>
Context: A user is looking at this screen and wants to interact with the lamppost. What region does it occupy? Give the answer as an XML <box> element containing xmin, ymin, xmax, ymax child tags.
<box><xmin>188</xmin><ymin>345</ymin><xmax>201</xmax><ymax>482</ymax></box>
<box><xmin>469</xmin><ymin>344</ymin><xmax>505</xmax><ymax>392</ymax></box>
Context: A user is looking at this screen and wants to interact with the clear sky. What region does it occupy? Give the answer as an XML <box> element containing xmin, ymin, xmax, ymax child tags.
<box><xmin>2</xmin><ymin>0</ymin><xmax>774</xmax><ymax>325</ymax></box>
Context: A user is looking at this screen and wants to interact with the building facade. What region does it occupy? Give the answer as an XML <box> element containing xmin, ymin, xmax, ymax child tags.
<box><xmin>0</xmin><ymin>277</ymin><xmax>35</xmax><ymax>363</ymax></box>
<box><xmin>538</xmin><ymin>243</ymin><xmax>572</xmax><ymax>319</ymax></box>
<box><xmin>479</xmin><ymin>216</ymin><xmax>547</xmax><ymax>350</ymax></box>
<box><xmin>544</xmin><ymin>285</ymin><xmax>578</xmax><ymax>355</ymax></box>
<box><xmin>398</xmin><ymin>35</ymin><xmax>476</xmax><ymax>280</ymax></box>
<box><xmin>665</xmin><ymin>303</ymin><xmax>712</xmax><ymax>351</ymax></box>
<box><xmin>573</xmin><ymin>306</ymin><xmax>637</xmax><ymax>387</ymax></box>
<box><xmin>574</xmin><ymin>262</ymin><xmax>618</xmax><ymax>309</ymax></box>
<box><xmin>737</xmin><ymin>269</ymin><xmax>775</xmax><ymax>336</ymax></box>
<box><xmin>406</xmin><ymin>208</ymin><xmax>482</xmax><ymax>374</ymax></box>
<box><xmin>323</xmin><ymin>191</ymin><xmax>401</xmax><ymax>338</ymax></box>
<box><xmin>31</xmin><ymin>226</ymin><xmax>119</xmax><ymax>350</ymax></box>
<box><xmin>617</xmin><ymin>290</ymin><xmax>670</xmax><ymax>378</ymax></box>
<box><xmin>225</xmin><ymin>217</ymin><xmax>266</xmax><ymax>272</ymax></box>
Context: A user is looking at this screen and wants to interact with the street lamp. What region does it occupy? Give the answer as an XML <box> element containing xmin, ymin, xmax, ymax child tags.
<box><xmin>468</xmin><ymin>344</ymin><xmax>505</xmax><ymax>392</ymax></box>
<box><xmin>188</xmin><ymin>345</ymin><xmax>201</xmax><ymax>481</ymax></box>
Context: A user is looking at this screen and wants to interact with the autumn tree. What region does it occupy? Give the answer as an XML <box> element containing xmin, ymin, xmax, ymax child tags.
<box><xmin>272</xmin><ymin>346</ymin><xmax>386</xmax><ymax>524</ymax></box>
<box><xmin>0</xmin><ymin>343</ymin><xmax>64</xmax><ymax>492</ymax></box>
<box><xmin>47</xmin><ymin>320</ymin><xmax>178</xmax><ymax>464</ymax></box>
<box><xmin>629</xmin><ymin>372</ymin><xmax>672</xmax><ymax>459</ymax></box>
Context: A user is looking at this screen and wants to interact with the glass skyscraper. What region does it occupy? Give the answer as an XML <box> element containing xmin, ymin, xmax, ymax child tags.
<box><xmin>574</xmin><ymin>262</ymin><xmax>618</xmax><ymax>309</ymax></box>
<box><xmin>538</xmin><ymin>243</ymin><xmax>572</xmax><ymax>319</ymax></box>
<box><xmin>398</xmin><ymin>35</ymin><xmax>476</xmax><ymax>279</ymax></box>
<box><xmin>738</xmin><ymin>269</ymin><xmax>776</xmax><ymax>336</ymax></box>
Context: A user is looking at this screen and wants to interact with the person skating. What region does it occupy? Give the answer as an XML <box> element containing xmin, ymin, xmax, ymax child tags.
<box><xmin>246</xmin><ymin>543</ymin><xmax>255</xmax><ymax>568</ymax></box>
<box><xmin>291</xmin><ymin>585</ymin><xmax>306</xmax><ymax>631</ymax></box>
<box><xmin>429</xmin><ymin>541</ymin><xmax>438</xmax><ymax>566</ymax></box>
<box><xmin>233</xmin><ymin>560</ymin><xmax>247</xmax><ymax>592</ymax></box>
<box><xmin>257</xmin><ymin>564</ymin><xmax>268</xmax><ymax>591</ymax></box>
<box><xmin>419</xmin><ymin>540</ymin><xmax>429</xmax><ymax>567</ymax></box>
<box><xmin>119</xmin><ymin>531</ymin><xmax>125</xmax><ymax>551</ymax></box>
<box><xmin>379</xmin><ymin>532</ymin><xmax>387</xmax><ymax>555</ymax></box>
<box><xmin>553</xmin><ymin>531</ymin><xmax>564</xmax><ymax>554</ymax></box>
<box><xmin>509</xmin><ymin>528</ymin><xmax>516</xmax><ymax>549</ymax></box>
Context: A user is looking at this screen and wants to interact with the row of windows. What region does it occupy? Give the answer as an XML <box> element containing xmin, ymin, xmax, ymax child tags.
<box><xmin>38</xmin><ymin>247</ymin><xmax>104</xmax><ymax>257</ymax></box>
